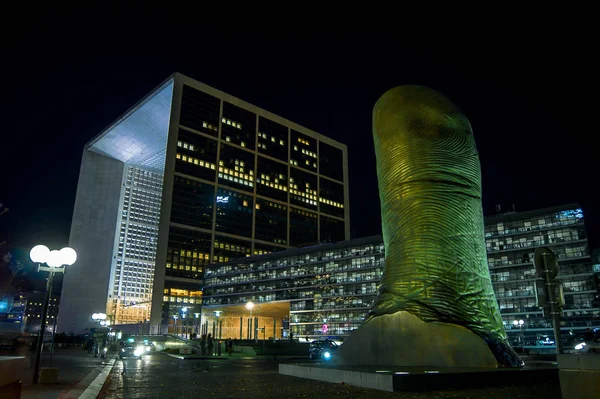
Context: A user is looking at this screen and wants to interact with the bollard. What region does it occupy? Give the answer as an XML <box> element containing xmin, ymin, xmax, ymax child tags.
<box><xmin>217</xmin><ymin>340</ymin><xmax>222</xmax><ymax>356</ymax></box>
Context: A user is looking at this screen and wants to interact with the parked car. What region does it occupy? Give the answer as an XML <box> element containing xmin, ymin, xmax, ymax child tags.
<box><xmin>574</xmin><ymin>336</ymin><xmax>600</xmax><ymax>353</ymax></box>
<box><xmin>308</xmin><ymin>339</ymin><xmax>338</xmax><ymax>360</ymax></box>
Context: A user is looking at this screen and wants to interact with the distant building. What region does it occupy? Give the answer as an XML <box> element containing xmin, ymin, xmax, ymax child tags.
<box><xmin>23</xmin><ymin>292</ymin><xmax>60</xmax><ymax>334</ymax></box>
<box><xmin>0</xmin><ymin>293</ymin><xmax>27</xmax><ymax>333</ymax></box>
<box><xmin>59</xmin><ymin>73</ymin><xmax>349</xmax><ymax>334</ymax></box>
<box><xmin>485</xmin><ymin>204</ymin><xmax>598</xmax><ymax>346</ymax></box>
<box><xmin>202</xmin><ymin>204</ymin><xmax>599</xmax><ymax>348</ymax></box>
<box><xmin>0</xmin><ymin>292</ymin><xmax>59</xmax><ymax>334</ymax></box>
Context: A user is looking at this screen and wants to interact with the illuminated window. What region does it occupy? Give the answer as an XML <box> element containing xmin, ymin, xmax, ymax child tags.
<box><xmin>177</xmin><ymin>141</ymin><xmax>182</xmax><ymax>147</ymax></box>
<box><xmin>243</xmin><ymin>200</ymin><xmax>248</xmax><ymax>207</ymax></box>
<box><xmin>176</xmin><ymin>153</ymin><xmax>181</xmax><ymax>159</ymax></box>
<box><xmin>294</xmin><ymin>145</ymin><xmax>298</xmax><ymax>151</ymax></box>
<box><xmin>255</xmin><ymin>204</ymin><xmax>260</xmax><ymax>210</ymax></box>
<box><xmin>241</xmin><ymin>141</ymin><xmax>246</xmax><ymax>147</ymax></box>
<box><xmin>183</xmin><ymin>143</ymin><xmax>188</xmax><ymax>149</ymax></box>
<box><xmin>226</xmin><ymin>136</ymin><xmax>231</xmax><ymax>142</ymax></box>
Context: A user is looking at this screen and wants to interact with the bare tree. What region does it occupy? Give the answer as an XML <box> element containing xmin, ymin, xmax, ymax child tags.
<box><xmin>1</xmin><ymin>253</ymin><xmax>25</xmax><ymax>293</ymax></box>
<box><xmin>0</xmin><ymin>202</ymin><xmax>7</xmax><ymax>246</ymax></box>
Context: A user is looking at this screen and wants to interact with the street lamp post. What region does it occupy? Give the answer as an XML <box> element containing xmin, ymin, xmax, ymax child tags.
<box><xmin>245</xmin><ymin>301</ymin><xmax>254</xmax><ymax>342</ymax></box>
<box><xmin>181</xmin><ymin>307</ymin><xmax>188</xmax><ymax>339</ymax></box>
<box><xmin>513</xmin><ymin>319</ymin><xmax>525</xmax><ymax>346</ymax></box>
<box><xmin>172</xmin><ymin>315</ymin><xmax>178</xmax><ymax>336</ymax></box>
<box><xmin>30</xmin><ymin>245</ymin><xmax>77</xmax><ymax>384</ymax></box>
<box><xmin>194</xmin><ymin>313</ymin><xmax>200</xmax><ymax>338</ymax></box>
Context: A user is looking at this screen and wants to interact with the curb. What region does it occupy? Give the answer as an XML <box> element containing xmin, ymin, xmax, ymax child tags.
<box><xmin>164</xmin><ymin>353</ymin><xmax>229</xmax><ymax>360</ymax></box>
<box><xmin>76</xmin><ymin>358</ymin><xmax>116</xmax><ymax>398</ymax></box>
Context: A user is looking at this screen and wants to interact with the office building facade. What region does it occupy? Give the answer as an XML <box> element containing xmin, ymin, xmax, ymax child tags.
<box><xmin>202</xmin><ymin>204</ymin><xmax>599</xmax><ymax>347</ymax></box>
<box><xmin>59</xmin><ymin>73</ymin><xmax>349</xmax><ymax>334</ymax></box>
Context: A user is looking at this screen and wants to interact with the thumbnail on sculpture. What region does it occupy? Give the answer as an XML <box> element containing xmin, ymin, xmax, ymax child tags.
<box><xmin>337</xmin><ymin>86</ymin><xmax>523</xmax><ymax>368</ymax></box>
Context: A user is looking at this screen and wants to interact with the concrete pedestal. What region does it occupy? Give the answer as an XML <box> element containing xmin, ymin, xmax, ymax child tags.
<box><xmin>557</xmin><ymin>354</ymin><xmax>600</xmax><ymax>399</ymax></box>
<box><xmin>336</xmin><ymin>311</ymin><xmax>497</xmax><ymax>368</ymax></box>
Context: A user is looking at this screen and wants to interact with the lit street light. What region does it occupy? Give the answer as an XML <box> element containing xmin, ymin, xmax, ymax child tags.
<box><xmin>181</xmin><ymin>307</ymin><xmax>188</xmax><ymax>338</ymax></box>
<box><xmin>30</xmin><ymin>245</ymin><xmax>77</xmax><ymax>384</ymax></box>
<box><xmin>513</xmin><ymin>319</ymin><xmax>525</xmax><ymax>346</ymax></box>
<box><xmin>173</xmin><ymin>315</ymin><xmax>179</xmax><ymax>336</ymax></box>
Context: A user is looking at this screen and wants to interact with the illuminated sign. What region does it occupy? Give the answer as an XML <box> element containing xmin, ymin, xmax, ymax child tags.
<box><xmin>216</xmin><ymin>196</ymin><xmax>229</xmax><ymax>204</ymax></box>
<box><xmin>558</xmin><ymin>208</ymin><xmax>583</xmax><ymax>219</ymax></box>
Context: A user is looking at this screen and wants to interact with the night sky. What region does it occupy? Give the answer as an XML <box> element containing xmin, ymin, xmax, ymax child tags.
<box><xmin>1</xmin><ymin>27</ymin><xmax>597</xmax><ymax>288</ymax></box>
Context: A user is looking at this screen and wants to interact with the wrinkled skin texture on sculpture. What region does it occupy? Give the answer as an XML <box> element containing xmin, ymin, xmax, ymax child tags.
<box><xmin>368</xmin><ymin>86</ymin><xmax>523</xmax><ymax>367</ymax></box>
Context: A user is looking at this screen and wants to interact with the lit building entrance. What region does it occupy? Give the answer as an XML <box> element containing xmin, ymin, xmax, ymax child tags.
<box><xmin>200</xmin><ymin>301</ymin><xmax>290</xmax><ymax>340</ymax></box>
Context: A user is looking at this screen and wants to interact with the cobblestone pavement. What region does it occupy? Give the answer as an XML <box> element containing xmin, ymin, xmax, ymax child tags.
<box><xmin>101</xmin><ymin>353</ymin><xmax>562</xmax><ymax>399</ymax></box>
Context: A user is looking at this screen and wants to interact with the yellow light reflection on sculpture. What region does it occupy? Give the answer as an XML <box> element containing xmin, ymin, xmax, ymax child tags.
<box><xmin>367</xmin><ymin>85</ymin><xmax>522</xmax><ymax>367</ymax></box>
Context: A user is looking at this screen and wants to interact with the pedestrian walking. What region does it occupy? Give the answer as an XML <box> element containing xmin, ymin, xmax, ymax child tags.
<box><xmin>207</xmin><ymin>334</ymin><xmax>213</xmax><ymax>356</ymax></box>
<box><xmin>200</xmin><ymin>334</ymin><xmax>206</xmax><ymax>355</ymax></box>
<box><xmin>227</xmin><ymin>338</ymin><xmax>233</xmax><ymax>356</ymax></box>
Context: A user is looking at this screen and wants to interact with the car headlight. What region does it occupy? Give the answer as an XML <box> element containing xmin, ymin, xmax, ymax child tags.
<box><xmin>575</xmin><ymin>343</ymin><xmax>586</xmax><ymax>350</ymax></box>
<box><xmin>121</xmin><ymin>348</ymin><xmax>125</xmax><ymax>352</ymax></box>
<box><xmin>323</xmin><ymin>351</ymin><xmax>331</xmax><ymax>360</ymax></box>
<box><xmin>133</xmin><ymin>346</ymin><xmax>144</xmax><ymax>356</ymax></box>
<box><xmin>145</xmin><ymin>346</ymin><xmax>151</xmax><ymax>352</ymax></box>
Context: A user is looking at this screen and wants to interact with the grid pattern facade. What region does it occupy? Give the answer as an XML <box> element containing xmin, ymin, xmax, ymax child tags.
<box><xmin>65</xmin><ymin>74</ymin><xmax>348</xmax><ymax>332</ymax></box>
<box><xmin>160</xmin><ymin>82</ymin><xmax>349</xmax><ymax>326</ymax></box>
<box><xmin>485</xmin><ymin>206</ymin><xmax>599</xmax><ymax>346</ymax></box>
<box><xmin>203</xmin><ymin>237</ymin><xmax>383</xmax><ymax>337</ymax></box>
<box><xmin>203</xmin><ymin>205</ymin><xmax>599</xmax><ymax>345</ymax></box>
<box><xmin>171</xmin><ymin>84</ymin><xmax>348</xmax><ymax>262</ymax></box>
<box><xmin>109</xmin><ymin>166</ymin><xmax>162</xmax><ymax>324</ymax></box>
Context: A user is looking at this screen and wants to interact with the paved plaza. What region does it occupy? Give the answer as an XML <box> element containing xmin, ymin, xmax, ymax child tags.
<box><xmin>101</xmin><ymin>353</ymin><xmax>562</xmax><ymax>399</ymax></box>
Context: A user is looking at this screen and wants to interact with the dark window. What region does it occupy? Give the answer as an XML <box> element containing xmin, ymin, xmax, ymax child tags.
<box><xmin>289</xmin><ymin>207</ymin><xmax>318</xmax><ymax>247</ymax></box>
<box><xmin>319</xmin><ymin>178</ymin><xmax>344</xmax><ymax>218</ymax></box>
<box><xmin>320</xmin><ymin>215</ymin><xmax>345</xmax><ymax>243</ymax></box>
<box><xmin>290</xmin><ymin>168</ymin><xmax>318</xmax><ymax>210</ymax></box>
<box><xmin>254</xmin><ymin>198</ymin><xmax>287</xmax><ymax>245</ymax></box>
<box><xmin>291</xmin><ymin>130</ymin><xmax>317</xmax><ymax>172</ymax></box>
<box><xmin>258</xmin><ymin>117</ymin><xmax>288</xmax><ymax>162</ymax></box>
<box><xmin>170</xmin><ymin>176</ymin><xmax>214</xmax><ymax>230</ymax></box>
<box><xmin>213</xmin><ymin>235</ymin><xmax>252</xmax><ymax>262</ymax></box>
<box><xmin>166</xmin><ymin>226</ymin><xmax>212</xmax><ymax>280</ymax></box>
<box><xmin>256</xmin><ymin>156</ymin><xmax>288</xmax><ymax>202</ymax></box>
<box><xmin>319</xmin><ymin>142</ymin><xmax>344</xmax><ymax>181</ymax></box>
<box><xmin>215</xmin><ymin>187</ymin><xmax>253</xmax><ymax>238</ymax></box>
<box><xmin>221</xmin><ymin>102</ymin><xmax>256</xmax><ymax>150</ymax></box>
<box><xmin>180</xmin><ymin>85</ymin><xmax>220</xmax><ymax>137</ymax></box>
<box><xmin>217</xmin><ymin>144</ymin><xmax>255</xmax><ymax>193</ymax></box>
<box><xmin>175</xmin><ymin>129</ymin><xmax>218</xmax><ymax>181</ymax></box>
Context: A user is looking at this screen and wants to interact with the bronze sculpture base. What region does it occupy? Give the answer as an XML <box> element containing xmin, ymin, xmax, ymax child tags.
<box><xmin>336</xmin><ymin>311</ymin><xmax>498</xmax><ymax>368</ymax></box>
